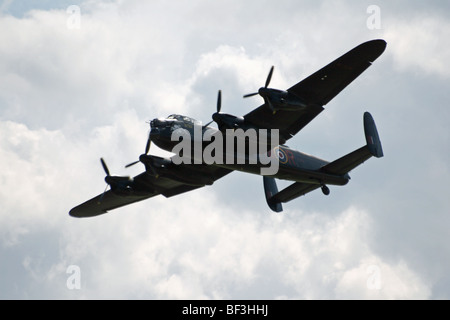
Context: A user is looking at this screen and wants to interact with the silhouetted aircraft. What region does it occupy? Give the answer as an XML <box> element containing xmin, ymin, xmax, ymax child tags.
<box><xmin>69</xmin><ymin>39</ymin><xmax>386</xmax><ymax>217</ymax></box>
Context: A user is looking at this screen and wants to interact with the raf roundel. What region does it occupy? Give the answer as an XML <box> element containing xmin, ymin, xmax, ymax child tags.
<box><xmin>277</xmin><ymin>148</ymin><xmax>288</xmax><ymax>164</ymax></box>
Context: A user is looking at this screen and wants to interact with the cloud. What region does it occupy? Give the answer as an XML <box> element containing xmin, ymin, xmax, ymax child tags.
<box><xmin>384</xmin><ymin>15</ymin><xmax>450</xmax><ymax>78</ymax></box>
<box><xmin>0</xmin><ymin>0</ymin><xmax>449</xmax><ymax>300</ymax></box>
<box><xmin>335</xmin><ymin>258</ymin><xmax>431</xmax><ymax>299</ymax></box>
<box><xmin>0</xmin><ymin>114</ymin><xmax>431</xmax><ymax>299</ymax></box>
<box><xmin>68</xmin><ymin>206</ymin><xmax>431</xmax><ymax>299</ymax></box>
<box><xmin>2</xmin><ymin>172</ymin><xmax>429</xmax><ymax>299</ymax></box>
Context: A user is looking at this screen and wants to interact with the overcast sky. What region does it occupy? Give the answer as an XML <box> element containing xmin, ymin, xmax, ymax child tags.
<box><xmin>0</xmin><ymin>0</ymin><xmax>449</xmax><ymax>299</ymax></box>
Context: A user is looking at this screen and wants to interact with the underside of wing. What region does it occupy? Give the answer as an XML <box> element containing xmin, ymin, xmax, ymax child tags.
<box><xmin>69</xmin><ymin>161</ymin><xmax>232</xmax><ymax>218</ymax></box>
<box><xmin>69</xmin><ymin>190</ymin><xmax>157</xmax><ymax>218</ymax></box>
<box><xmin>287</xmin><ymin>39</ymin><xmax>387</xmax><ymax>106</ymax></box>
<box><xmin>68</xmin><ymin>173</ymin><xmax>204</xmax><ymax>218</ymax></box>
<box><xmin>243</xmin><ymin>40</ymin><xmax>387</xmax><ymax>142</ymax></box>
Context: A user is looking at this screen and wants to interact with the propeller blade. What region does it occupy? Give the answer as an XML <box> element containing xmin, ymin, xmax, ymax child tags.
<box><xmin>243</xmin><ymin>92</ymin><xmax>259</xmax><ymax>98</ymax></box>
<box><xmin>125</xmin><ymin>134</ymin><xmax>152</xmax><ymax>168</ymax></box>
<box><xmin>243</xmin><ymin>66</ymin><xmax>274</xmax><ymax>98</ymax></box>
<box><xmin>203</xmin><ymin>120</ymin><xmax>214</xmax><ymax>127</ymax></box>
<box><xmin>100</xmin><ymin>158</ymin><xmax>110</xmax><ymax>176</ymax></box>
<box><xmin>97</xmin><ymin>183</ymin><xmax>109</xmax><ymax>204</ymax></box>
<box><xmin>145</xmin><ymin>137</ymin><xmax>151</xmax><ymax>155</ymax></box>
<box><xmin>125</xmin><ymin>160</ymin><xmax>140</xmax><ymax>168</ymax></box>
<box><xmin>217</xmin><ymin>90</ymin><xmax>222</xmax><ymax>113</ymax></box>
<box><xmin>265</xmin><ymin>66</ymin><xmax>274</xmax><ymax>88</ymax></box>
<box><xmin>204</xmin><ymin>90</ymin><xmax>222</xmax><ymax>128</ymax></box>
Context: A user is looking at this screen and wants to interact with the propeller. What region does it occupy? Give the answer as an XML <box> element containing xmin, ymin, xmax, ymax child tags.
<box><xmin>204</xmin><ymin>90</ymin><xmax>222</xmax><ymax>127</ymax></box>
<box><xmin>125</xmin><ymin>134</ymin><xmax>151</xmax><ymax>168</ymax></box>
<box><xmin>243</xmin><ymin>66</ymin><xmax>274</xmax><ymax>98</ymax></box>
<box><xmin>243</xmin><ymin>66</ymin><xmax>277</xmax><ymax>112</ymax></box>
<box><xmin>98</xmin><ymin>158</ymin><xmax>133</xmax><ymax>204</ymax></box>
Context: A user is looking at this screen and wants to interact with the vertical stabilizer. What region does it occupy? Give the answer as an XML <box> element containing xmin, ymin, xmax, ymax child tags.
<box><xmin>364</xmin><ymin>112</ymin><xmax>384</xmax><ymax>158</ymax></box>
<box><xmin>321</xmin><ymin>112</ymin><xmax>384</xmax><ymax>175</ymax></box>
<box><xmin>263</xmin><ymin>177</ymin><xmax>283</xmax><ymax>212</ymax></box>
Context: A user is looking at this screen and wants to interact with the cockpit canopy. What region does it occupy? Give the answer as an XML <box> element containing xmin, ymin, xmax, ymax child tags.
<box><xmin>167</xmin><ymin>114</ymin><xmax>201</xmax><ymax>125</ymax></box>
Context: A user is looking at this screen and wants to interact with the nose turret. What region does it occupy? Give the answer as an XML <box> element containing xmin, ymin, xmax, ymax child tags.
<box><xmin>150</xmin><ymin>118</ymin><xmax>167</xmax><ymax>130</ymax></box>
<box><xmin>149</xmin><ymin>119</ymin><xmax>160</xmax><ymax>139</ymax></box>
<box><xmin>149</xmin><ymin>118</ymin><xmax>176</xmax><ymax>152</ymax></box>
<box><xmin>150</xmin><ymin>118</ymin><xmax>164</xmax><ymax>127</ymax></box>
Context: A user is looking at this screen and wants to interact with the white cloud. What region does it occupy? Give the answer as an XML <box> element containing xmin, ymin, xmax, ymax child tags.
<box><xmin>384</xmin><ymin>15</ymin><xmax>450</xmax><ymax>77</ymax></box>
<box><xmin>79</xmin><ymin>206</ymin><xmax>430</xmax><ymax>299</ymax></box>
<box><xmin>12</xmin><ymin>192</ymin><xmax>429</xmax><ymax>299</ymax></box>
<box><xmin>336</xmin><ymin>259</ymin><xmax>431</xmax><ymax>299</ymax></box>
<box><xmin>0</xmin><ymin>0</ymin><xmax>448</xmax><ymax>300</ymax></box>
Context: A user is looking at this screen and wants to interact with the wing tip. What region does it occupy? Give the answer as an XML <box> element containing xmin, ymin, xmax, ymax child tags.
<box><xmin>359</xmin><ymin>39</ymin><xmax>387</xmax><ymax>62</ymax></box>
<box><xmin>69</xmin><ymin>205</ymin><xmax>107</xmax><ymax>218</ymax></box>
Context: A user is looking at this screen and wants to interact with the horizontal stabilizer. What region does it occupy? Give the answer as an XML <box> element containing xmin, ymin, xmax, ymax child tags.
<box><xmin>321</xmin><ymin>112</ymin><xmax>383</xmax><ymax>176</ymax></box>
<box><xmin>262</xmin><ymin>113</ymin><xmax>384</xmax><ymax>212</ymax></box>
<box><xmin>321</xmin><ymin>146</ymin><xmax>372</xmax><ymax>176</ymax></box>
<box><xmin>263</xmin><ymin>177</ymin><xmax>322</xmax><ymax>212</ymax></box>
<box><xmin>271</xmin><ymin>182</ymin><xmax>321</xmax><ymax>204</ymax></box>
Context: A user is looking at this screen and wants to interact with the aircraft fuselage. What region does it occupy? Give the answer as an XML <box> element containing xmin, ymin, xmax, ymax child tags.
<box><xmin>149</xmin><ymin>114</ymin><xmax>350</xmax><ymax>187</ymax></box>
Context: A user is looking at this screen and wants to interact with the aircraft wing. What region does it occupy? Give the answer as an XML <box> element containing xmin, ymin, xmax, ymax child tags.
<box><xmin>68</xmin><ymin>188</ymin><xmax>157</xmax><ymax>218</ymax></box>
<box><xmin>243</xmin><ymin>39</ymin><xmax>387</xmax><ymax>143</ymax></box>
<box><xmin>69</xmin><ymin>163</ymin><xmax>231</xmax><ymax>218</ymax></box>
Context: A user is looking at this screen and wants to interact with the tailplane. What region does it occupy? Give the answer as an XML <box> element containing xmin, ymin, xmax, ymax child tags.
<box><xmin>321</xmin><ymin>112</ymin><xmax>383</xmax><ymax>175</ymax></box>
<box><xmin>262</xmin><ymin>112</ymin><xmax>383</xmax><ymax>212</ymax></box>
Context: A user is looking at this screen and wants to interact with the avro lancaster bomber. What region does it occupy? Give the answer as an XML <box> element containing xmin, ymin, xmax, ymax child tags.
<box><xmin>69</xmin><ymin>39</ymin><xmax>386</xmax><ymax>217</ymax></box>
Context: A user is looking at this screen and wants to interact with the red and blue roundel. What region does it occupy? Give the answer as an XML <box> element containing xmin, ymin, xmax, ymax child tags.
<box><xmin>276</xmin><ymin>147</ymin><xmax>288</xmax><ymax>164</ymax></box>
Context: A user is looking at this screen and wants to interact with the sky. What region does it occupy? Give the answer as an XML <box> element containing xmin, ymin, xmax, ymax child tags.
<box><xmin>0</xmin><ymin>0</ymin><xmax>449</xmax><ymax>299</ymax></box>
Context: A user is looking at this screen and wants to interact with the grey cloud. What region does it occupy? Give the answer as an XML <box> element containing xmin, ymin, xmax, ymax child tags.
<box><xmin>0</xmin><ymin>0</ymin><xmax>449</xmax><ymax>299</ymax></box>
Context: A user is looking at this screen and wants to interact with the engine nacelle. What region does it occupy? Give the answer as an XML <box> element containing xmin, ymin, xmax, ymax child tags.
<box><xmin>212</xmin><ymin>113</ymin><xmax>245</xmax><ymax>130</ymax></box>
<box><xmin>259</xmin><ymin>88</ymin><xmax>308</xmax><ymax>112</ymax></box>
<box><xmin>105</xmin><ymin>175</ymin><xmax>134</xmax><ymax>195</ymax></box>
